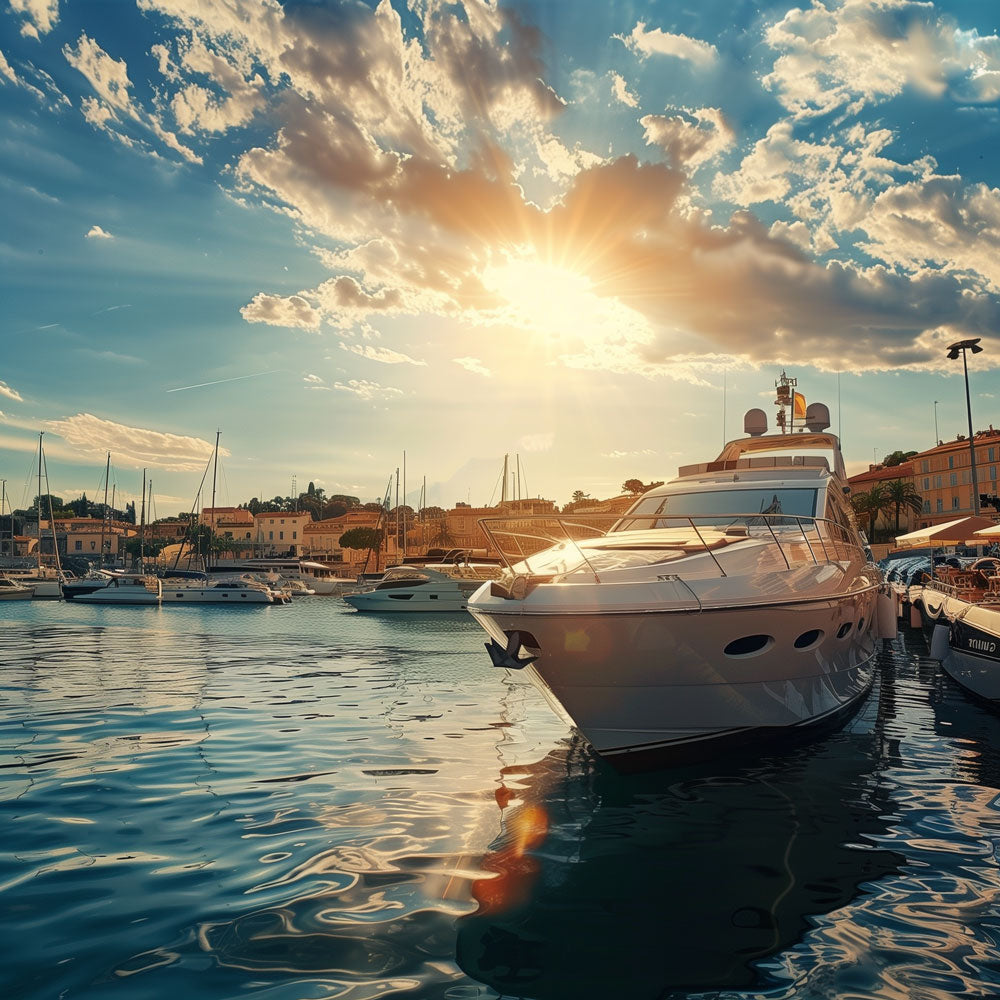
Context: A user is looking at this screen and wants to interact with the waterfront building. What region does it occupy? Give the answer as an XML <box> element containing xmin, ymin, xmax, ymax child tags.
<box><xmin>39</xmin><ymin>517</ymin><xmax>135</xmax><ymax>560</ymax></box>
<box><xmin>253</xmin><ymin>510</ymin><xmax>313</xmax><ymax>557</ymax></box>
<box><xmin>909</xmin><ymin>427</ymin><xmax>1000</xmax><ymax>527</ymax></box>
<box><xmin>302</xmin><ymin>511</ymin><xmax>383</xmax><ymax>576</ymax></box>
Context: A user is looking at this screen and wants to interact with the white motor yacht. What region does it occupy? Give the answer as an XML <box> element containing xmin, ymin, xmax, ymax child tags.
<box><xmin>159</xmin><ymin>575</ymin><xmax>289</xmax><ymax>605</ymax></box>
<box><xmin>467</xmin><ymin>392</ymin><xmax>892</xmax><ymax>769</ymax></box>
<box><xmin>0</xmin><ymin>574</ymin><xmax>35</xmax><ymax>600</ymax></box>
<box><xmin>70</xmin><ymin>573</ymin><xmax>162</xmax><ymax>605</ymax></box>
<box><xmin>344</xmin><ymin>556</ymin><xmax>502</xmax><ymax>612</ymax></box>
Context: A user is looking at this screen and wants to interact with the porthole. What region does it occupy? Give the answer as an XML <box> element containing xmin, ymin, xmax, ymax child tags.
<box><xmin>794</xmin><ymin>629</ymin><xmax>824</xmax><ymax>650</ymax></box>
<box><xmin>857</xmin><ymin>617</ymin><xmax>866</xmax><ymax>633</ymax></box>
<box><xmin>724</xmin><ymin>634</ymin><xmax>774</xmax><ymax>657</ymax></box>
<box><xmin>836</xmin><ymin>623</ymin><xmax>852</xmax><ymax>639</ymax></box>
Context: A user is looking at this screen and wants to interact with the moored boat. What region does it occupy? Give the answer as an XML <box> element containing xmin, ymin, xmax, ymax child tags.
<box><xmin>931</xmin><ymin>604</ymin><xmax>1000</xmax><ymax>703</ymax></box>
<box><xmin>467</xmin><ymin>381</ymin><xmax>892</xmax><ymax>769</ymax></box>
<box><xmin>0</xmin><ymin>574</ymin><xmax>35</xmax><ymax>600</ymax></box>
<box><xmin>343</xmin><ymin>552</ymin><xmax>503</xmax><ymax>612</ymax></box>
<box><xmin>70</xmin><ymin>573</ymin><xmax>162</xmax><ymax>605</ymax></box>
<box><xmin>159</xmin><ymin>575</ymin><xmax>288</xmax><ymax>605</ymax></box>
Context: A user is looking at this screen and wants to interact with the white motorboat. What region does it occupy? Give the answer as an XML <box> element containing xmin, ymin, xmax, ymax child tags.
<box><xmin>0</xmin><ymin>574</ymin><xmax>35</xmax><ymax>600</ymax></box>
<box><xmin>344</xmin><ymin>558</ymin><xmax>502</xmax><ymax>612</ymax></box>
<box><xmin>467</xmin><ymin>390</ymin><xmax>892</xmax><ymax>769</ymax></box>
<box><xmin>70</xmin><ymin>573</ymin><xmax>161</xmax><ymax>605</ymax></box>
<box><xmin>4</xmin><ymin>566</ymin><xmax>74</xmax><ymax>599</ymax></box>
<box><xmin>205</xmin><ymin>559</ymin><xmax>343</xmax><ymax>594</ymax></box>
<box><xmin>928</xmin><ymin>602</ymin><xmax>1000</xmax><ymax>702</ymax></box>
<box><xmin>159</xmin><ymin>575</ymin><xmax>289</xmax><ymax>605</ymax></box>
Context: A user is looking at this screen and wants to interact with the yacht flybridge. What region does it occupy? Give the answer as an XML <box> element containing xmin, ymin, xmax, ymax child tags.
<box><xmin>468</xmin><ymin>378</ymin><xmax>893</xmax><ymax>769</ymax></box>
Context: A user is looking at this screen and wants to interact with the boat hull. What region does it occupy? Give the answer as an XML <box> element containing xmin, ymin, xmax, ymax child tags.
<box><xmin>343</xmin><ymin>588</ymin><xmax>473</xmax><ymax>612</ymax></box>
<box><xmin>160</xmin><ymin>587</ymin><xmax>276</xmax><ymax>605</ymax></box>
<box><xmin>0</xmin><ymin>588</ymin><xmax>34</xmax><ymax>601</ymax></box>
<box><xmin>469</xmin><ymin>592</ymin><xmax>879</xmax><ymax>768</ymax></box>
<box><xmin>938</xmin><ymin>612</ymin><xmax>1000</xmax><ymax>702</ymax></box>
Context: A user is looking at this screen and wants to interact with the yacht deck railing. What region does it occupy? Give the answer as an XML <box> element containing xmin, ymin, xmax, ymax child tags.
<box><xmin>478</xmin><ymin>513</ymin><xmax>868</xmax><ymax>583</ymax></box>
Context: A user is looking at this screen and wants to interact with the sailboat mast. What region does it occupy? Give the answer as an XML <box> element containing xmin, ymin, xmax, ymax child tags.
<box><xmin>209</xmin><ymin>430</ymin><xmax>220</xmax><ymax>571</ymax></box>
<box><xmin>37</xmin><ymin>432</ymin><xmax>43</xmax><ymax>573</ymax></box>
<box><xmin>0</xmin><ymin>479</ymin><xmax>7</xmax><ymax>557</ymax></box>
<box><xmin>99</xmin><ymin>452</ymin><xmax>110</xmax><ymax>570</ymax></box>
<box><xmin>516</xmin><ymin>455</ymin><xmax>521</xmax><ymax>501</ymax></box>
<box><xmin>41</xmin><ymin>446</ymin><xmax>63</xmax><ymax>578</ymax></box>
<box><xmin>402</xmin><ymin>450</ymin><xmax>406</xmax><ymax>558</ymax></box>
<box><xmin>139</xmin><ymin>469</ymin><xmax>147</xmax><ymax>573</ymax></box>
<box><xmin>501</xmin><ymin>453</ymin><xmax>509</xmax><ymax>504</ymax></box>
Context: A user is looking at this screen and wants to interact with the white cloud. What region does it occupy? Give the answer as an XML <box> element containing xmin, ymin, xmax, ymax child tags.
<box><xmin>603</xmin><ymin>449</ymin><xmax>655</xmax><ymax>459</ymax></box>
<box><xmin>859</xmin><ymin>175</ymin><xmax>1000</xmax><ymax>293</ymax></box>
<box><xmin>46</xmin><ymin>413</ymin><xmax>227</xmax><ymax>471</ymax></box>
<box><xmin>0</xmin><ymin>49</ymin><xmax>17</xmax><ymax>84</ymax></box>
<box><xmin>333</xmin><ymin>379</ymin><xmax>402</xmax><ymax>401</ymax></box>
<box><xmin>339</xmin><ymin>342</ymin><xmax>426</xmax><ymax>366</ymax></box>
<box><xmin>764</xmin><ymin>0</ymin><xmax>1000</xmax><ymax>119</ymax></box>
<box><xmin>0</xmin><ymin>381</ymin><xmax>24</xmax><ymax>402</ymax></box>
<box><xmin>240</xmin><ymin>292</ymin><xmax>322</xmax><ymax>330</ymax></box>
<box><xmin>63</xmin><ymin>33</ymin><xmax>201</xmax><ymax>164</ymax></box>
<box><xmin>610</xmin><ymin>71</ymin><xmax>638</xmax><ymax>108</ymax></box>
<box><xmin>641</xmin><ymin>107</ymin><xmax>734</xmax><ymax>169</ymax></box>
<box><xmin>614</xmin><ymin>22</ymin><xmax>717</xmax><ymax>65</ymax></box>
<box><xmin>452</xmin><ymin>357</ymin><xmax>492</xmax><ymax>377</ymax></box>
<box><xmin>10</xmin><ymin>0</ymin><xmax>59</xmax><ymax>38</ymax></box>
<box><xmin>302</xmin><ymin>373</ymin><xmax>324</xmax><ymax>384</ymax></box>
<box><xmin>85</xmin><ymin>225</ymin><xmax>113</xmax><ymax>239</ymax></box>
<box><xmin>518</xmin><ymin>432</ymin><xmax>554</xmax><ymax>452</ymax></box>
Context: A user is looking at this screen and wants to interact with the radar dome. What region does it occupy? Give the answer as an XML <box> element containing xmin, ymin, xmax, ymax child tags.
<box><xmin>744</xmin><ymin>408</ymin><xmax>768</xmax><ymax>436</ymax></box>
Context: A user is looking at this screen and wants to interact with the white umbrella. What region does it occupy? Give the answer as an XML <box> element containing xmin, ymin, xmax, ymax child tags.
<box><xmin>894</xmin><ymin>516</ymin><xmax>999</xmax><ymax>549</ymax></box>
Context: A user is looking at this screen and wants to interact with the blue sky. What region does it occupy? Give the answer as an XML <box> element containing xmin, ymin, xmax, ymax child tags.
<box><xmin>1</xmin><ymin>0</ymin><xmax>998</xmax><ymax>516</ymax></box>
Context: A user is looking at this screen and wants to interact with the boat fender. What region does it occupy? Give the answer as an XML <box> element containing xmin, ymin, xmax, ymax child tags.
<box><xmin>909</xmin><ymin>602</ymin><xmax>923</xmax><ymax>629</ymax></box>
<box><xmin>876</xmin><ymin>591</ymin><xmax>898</xmax><ymax>641</ymax></box>
<box><xmin>485</xmin><ymin>631</ymin><xmax>538</xmax><ymax>670</ymax></box>
<box><xmin>929</xmin><ymin>623</ymin><xmax>951</xmax><ymax>662</ymax></box>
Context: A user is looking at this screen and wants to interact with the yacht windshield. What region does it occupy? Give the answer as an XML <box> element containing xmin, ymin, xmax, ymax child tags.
<box><xmin>616</xmin><ymin>488</ymin><xmax>818</xmax><ymax>530</ymax></box>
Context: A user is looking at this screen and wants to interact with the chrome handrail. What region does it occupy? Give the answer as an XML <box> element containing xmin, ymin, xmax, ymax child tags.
<box><xmin>478</xmin><ymin>513</ymin><xmax>865</xmax><ymax>580</ymax></box>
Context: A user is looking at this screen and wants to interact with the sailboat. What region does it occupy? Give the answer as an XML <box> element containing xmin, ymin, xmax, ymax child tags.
<box><xmin>14</xmin><ymin>433</ymin><xmax>69</xmax><ymax>599</ymax></box>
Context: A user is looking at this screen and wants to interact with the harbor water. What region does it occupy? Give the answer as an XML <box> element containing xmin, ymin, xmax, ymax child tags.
<box><xmin>3</xmin><ymin>600</ymin><xmax>1000</xmax><ymax>999</ymax></box>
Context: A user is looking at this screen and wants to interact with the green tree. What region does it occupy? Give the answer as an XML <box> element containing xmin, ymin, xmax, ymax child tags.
<box><xmin>851</xmin><ymin>485</ymin><xmax>889</xmax><ymax>540</ymax></box>
<box><xmin>622</xmin><ymin>479</ymin><xmax>664</xmax><ymax>496</ymax></box>
<box><xmin>339</xmin><ymin>527</ymin><xmax>383</xmax><ymax>551</ymax></box>
<box><xmin>884</xmin><ymin>478</ymin><xmax>923</xmax><ymax>532</ymax></box>
<box><xmin>882</xmin><ymin>450</ymin><xmax>918</xmax><ymax>468</ymax></box>
<box><xmin>426</xmin><ymin>518</ymin><xmax>455</xmax><ymax>547</ymax></box>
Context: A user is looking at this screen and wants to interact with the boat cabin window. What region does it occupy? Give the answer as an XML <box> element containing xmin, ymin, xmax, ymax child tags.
<box><xmin>616</xmin><ymin>488</ymin><xmax>818</xmax><ymax>530</ymax></box>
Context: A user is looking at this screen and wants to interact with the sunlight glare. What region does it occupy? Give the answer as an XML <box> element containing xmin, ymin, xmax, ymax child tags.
<box><xmin>482</xmin><ymin>257</ymin><xmax>654</xmax><ymax>356</ymax></box>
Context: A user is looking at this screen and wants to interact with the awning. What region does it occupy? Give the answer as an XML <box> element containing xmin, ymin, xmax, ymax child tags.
<box><xmin>973</xmin><ymin>524</ymin><xmax>1000</xmax><ymax>538</ymax></box>
<box><xmin>894</xmin><ymin>516</ymin><xmax>999</xmax><ymax>549</ymax></box>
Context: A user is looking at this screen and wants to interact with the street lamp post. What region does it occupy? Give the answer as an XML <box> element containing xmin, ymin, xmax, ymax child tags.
<box><xmin>946</xmin><ymin>338</ymin><xmax>984</xmax><ymax>515</ymax></box>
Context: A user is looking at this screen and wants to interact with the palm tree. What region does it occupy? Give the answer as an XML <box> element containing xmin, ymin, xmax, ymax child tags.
<box><xmin>851</xmin><ymin>484</ymin><xmax>889</xmax><ymax>540</ymax></box>
<box><xmin>883</xmin><ymin>478</ymin><xmax>923</xmax><ymax>533</ymax></box>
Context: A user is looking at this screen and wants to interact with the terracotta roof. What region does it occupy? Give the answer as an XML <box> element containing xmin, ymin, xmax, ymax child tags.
<box><xmin>848</xmin><ymin>462</ymin><xmax>914</xmax><ymax>486</ymax></box>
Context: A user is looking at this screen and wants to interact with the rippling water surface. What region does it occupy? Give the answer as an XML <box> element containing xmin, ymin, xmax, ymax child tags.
<box><xmin>3</xmin><ymin>600</ymin><xmax>1000</xmax><ymax>999</ymax></box>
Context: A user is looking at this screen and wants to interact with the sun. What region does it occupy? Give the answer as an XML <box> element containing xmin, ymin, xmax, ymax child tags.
<box><xmin>481</xmin><ymin>255</ymin><xmax>654</xmax><ymax>352</ymax></box>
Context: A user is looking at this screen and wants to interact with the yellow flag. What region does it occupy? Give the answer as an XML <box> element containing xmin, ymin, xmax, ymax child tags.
<box><xmin>793</xmin><ymin>391</ymin><xmax>807</xmax><ymax>419</ymax></box>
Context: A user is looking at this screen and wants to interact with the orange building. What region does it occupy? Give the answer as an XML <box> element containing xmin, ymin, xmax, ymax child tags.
<box><xmin>253</xmin><ymin>511</ymin><xmax>312</xmax><ymax>556</ymax></box>
<box><xmin>910</xmin><ymin>427</ymin><xmax>1000</xmax><ymax>526</ymax></box>
<box><xmin>302</xmin><ymin>511</ymin><xmax>383</xmax><ymax>575</ymax></box>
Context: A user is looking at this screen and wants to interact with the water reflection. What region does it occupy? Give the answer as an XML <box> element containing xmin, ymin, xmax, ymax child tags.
<box><xmin>457</xmin><ymin>669</ymin><xmax>905</xmax><ymax>998</ymax></box>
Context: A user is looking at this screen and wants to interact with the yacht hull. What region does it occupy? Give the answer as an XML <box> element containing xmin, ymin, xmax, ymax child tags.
<box><xmin>343</xmin><ymin>587</ymin><xmax>474</xmax><ymax>612</ymax></box>
<box><xmin>469</xmin><ymin>592</ymin><xmax>879</xmax><ymax>768</ymax></box>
